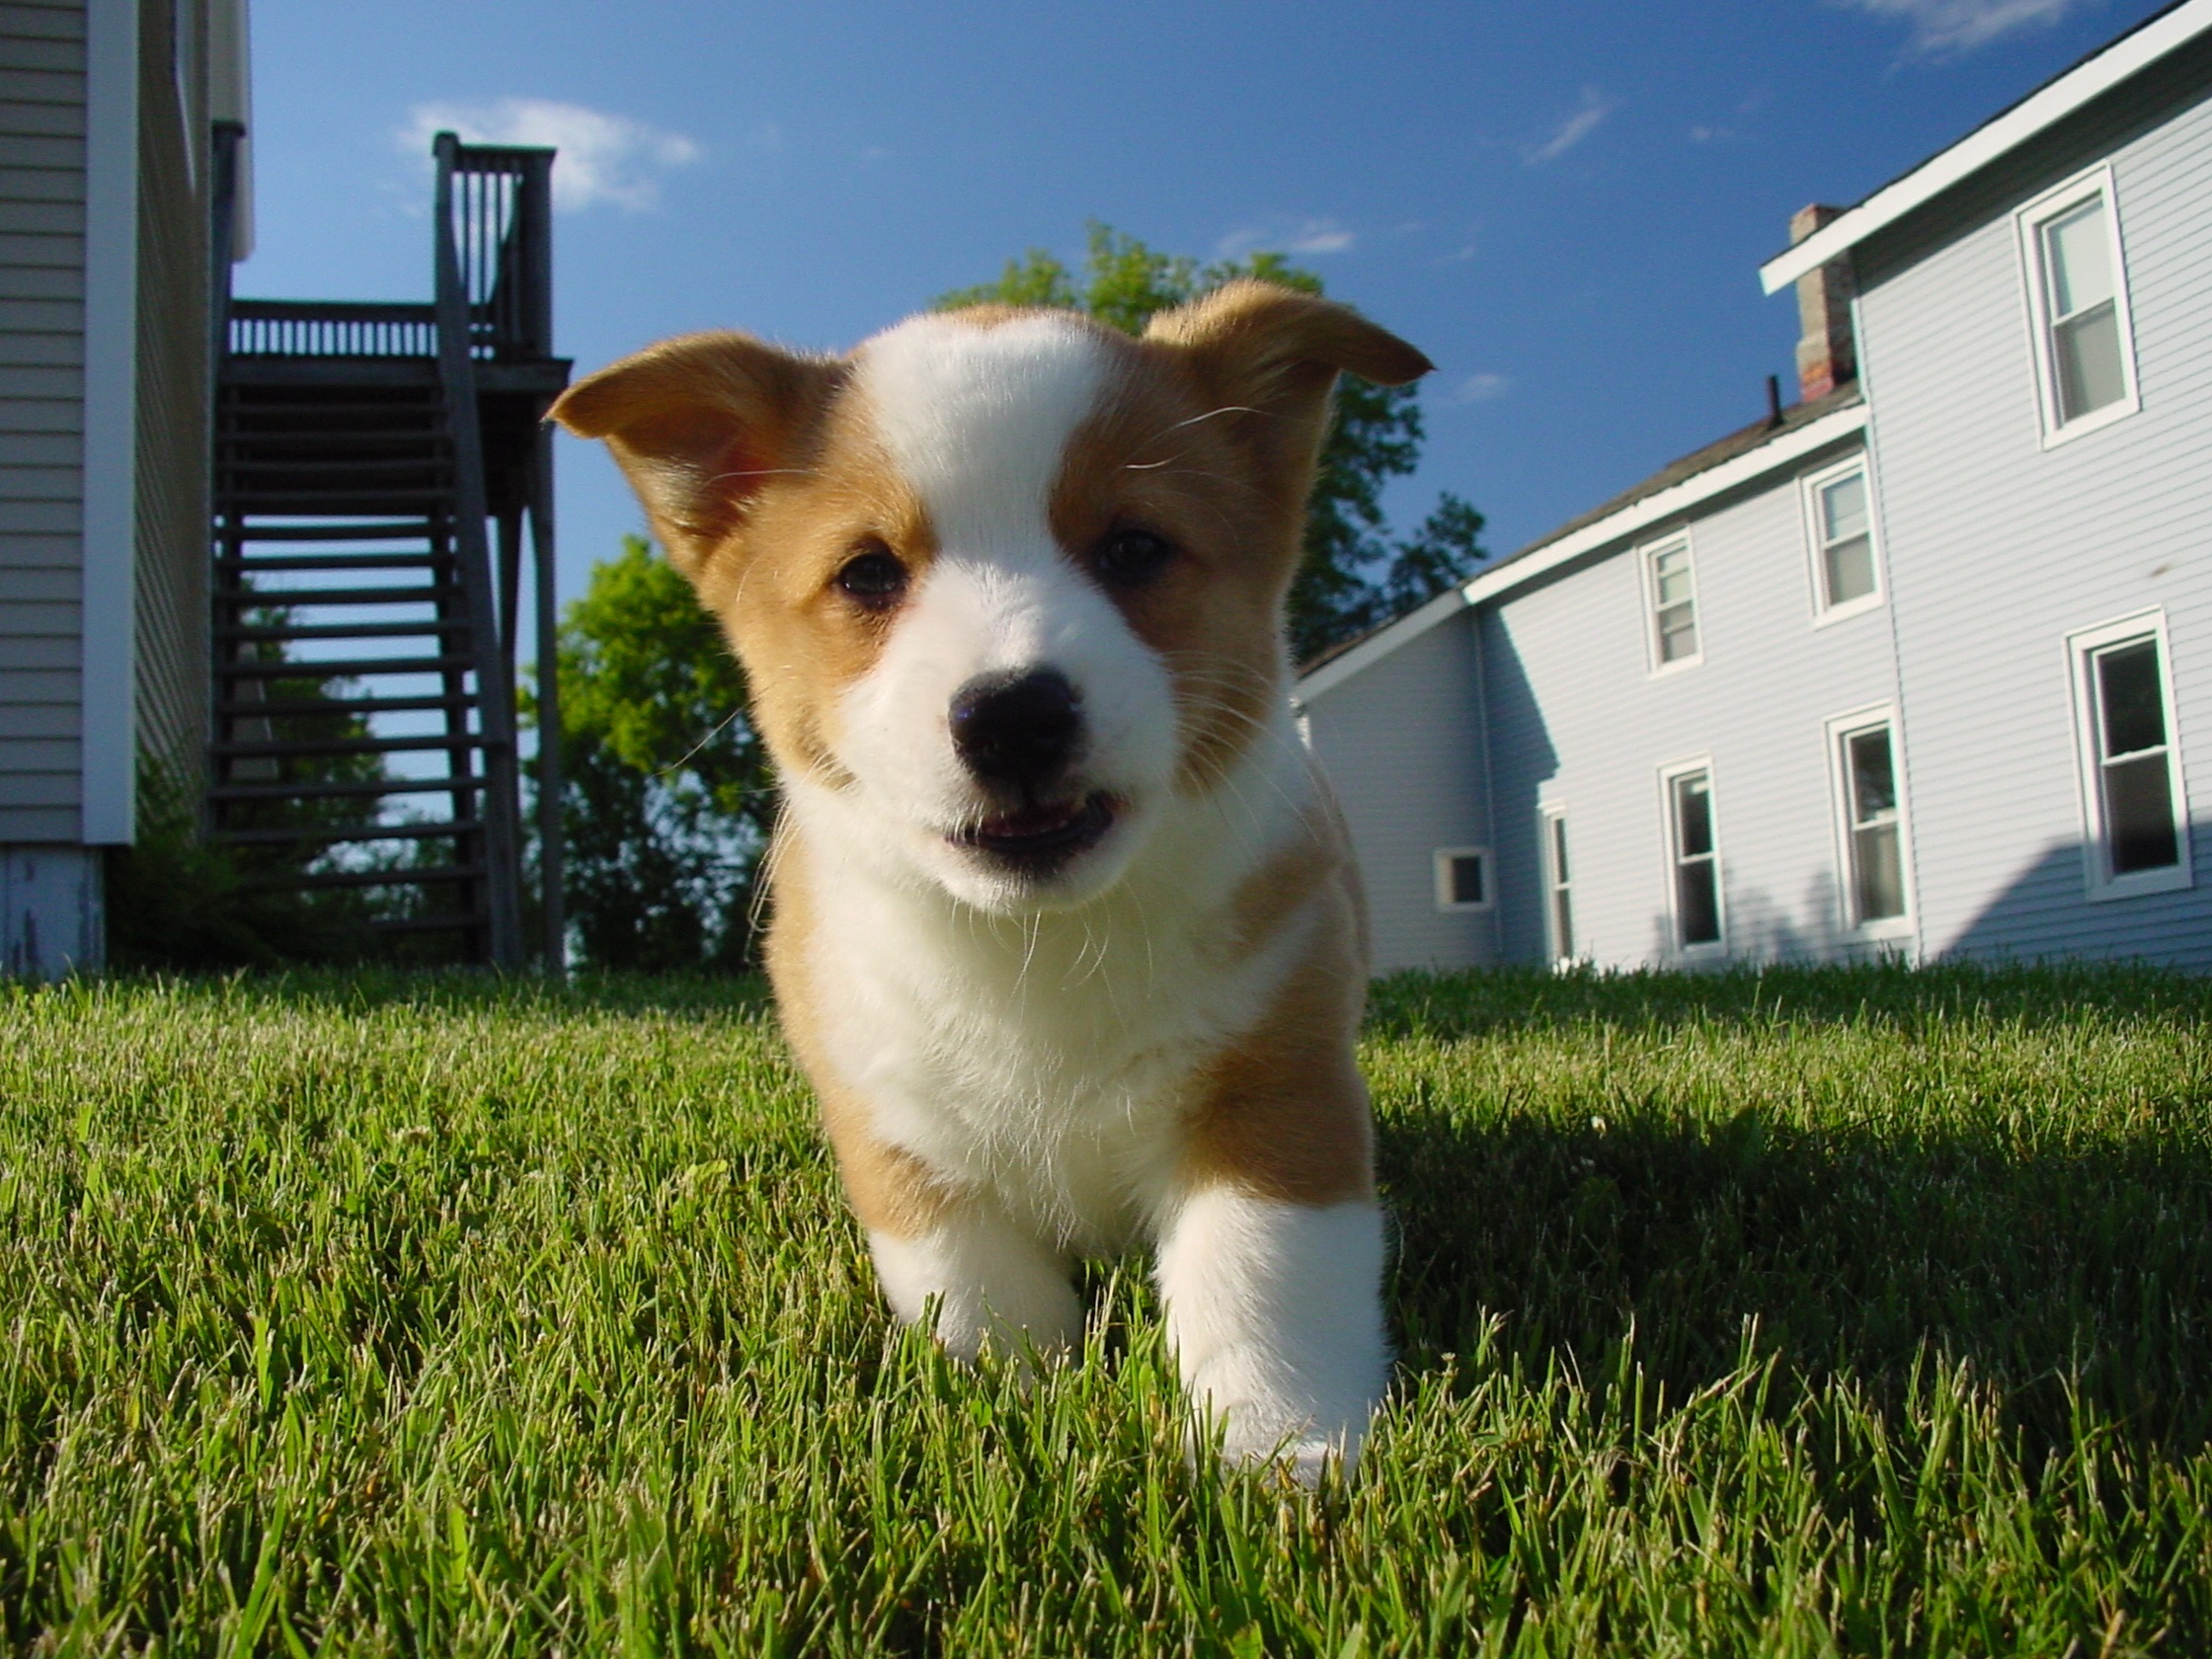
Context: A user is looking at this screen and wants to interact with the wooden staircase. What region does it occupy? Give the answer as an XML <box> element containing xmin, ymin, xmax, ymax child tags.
<box><xmin>206</xmin><ymin>134</ymin><xmax>569</xmax><ymax>969</ymax></box>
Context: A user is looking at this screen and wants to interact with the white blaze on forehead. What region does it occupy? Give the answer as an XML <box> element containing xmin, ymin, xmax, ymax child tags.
<box><xmin>857</xmin><ymin>314</ymin><xmax>1110</xmax><ymax>551</ymax></box>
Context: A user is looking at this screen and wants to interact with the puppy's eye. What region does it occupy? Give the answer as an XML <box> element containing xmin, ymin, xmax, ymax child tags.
<box><xmin>1093</xmin><ymin>525</ymin><xmax>1177</xmax><ymax>588</ymax></box>
<box><xmin>834</xmin><ymin>543</ymin><xmax>908</xmax><ymax>607</ymax></box>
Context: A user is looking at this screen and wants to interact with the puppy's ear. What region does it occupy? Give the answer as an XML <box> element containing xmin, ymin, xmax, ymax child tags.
<box><xmin>550</xmin><ymin>332</ymin><xmax>844</xmax><ymax>578</ymax></box>
<box><xmin>1143</xmin><ymin>280</ymin><xmax>1433</xmax><ymax>485</ymax></box>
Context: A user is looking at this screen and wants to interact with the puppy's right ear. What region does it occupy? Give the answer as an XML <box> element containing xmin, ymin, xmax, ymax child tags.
<box><xmin>549</xmin><ymin>332</ymin><xmax>844</xmax><ymax>578</ymax></box>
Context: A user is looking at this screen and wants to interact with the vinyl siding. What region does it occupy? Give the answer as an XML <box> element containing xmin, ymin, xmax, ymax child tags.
<box><xmin>1856</xmin><ymin>75</ymin><xmax>2212</xmax><ymax>969</ymax></box>
<box><xmin>0</xmin><ymin>0</ymin><xmax>79</xmax><ymax>841</ymax></box>
<box><xmin>1301</xmin><ymin>608</ymin><xmax>1497</xmax><ymax>973</ymax></box>
<box><xmin>130</xmin><ymin>0</ymin><xmax>206</xmax><ymax>789</ymax></box>
<box><xmin>1480</xmin><ymin>440</ymin><xmax>1906</xmax><ymax>971</ymax></box>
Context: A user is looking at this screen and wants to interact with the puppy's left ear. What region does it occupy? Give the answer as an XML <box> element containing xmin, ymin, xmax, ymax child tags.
<box><xmin>550</xmin><ymin>332</ymin><xmax>845</xmax><ymax>581</ymax></box>
<box><xmin>1142</xmin><ymin>279</ymin><xmax>1433</xmax><ymax>485</ymax></box>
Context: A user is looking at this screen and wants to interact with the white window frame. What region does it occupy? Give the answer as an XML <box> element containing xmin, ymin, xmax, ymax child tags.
<box><xmin>1539</xmin><ymin>804</ymin><xmax>1575</xmax><ymax>966</ymax></box>
<box><xmin>2065</xmin><ymin>608</ymin><xmax>2192</xmax><ymax>902</ymax></box>
<box><xmin>1657</xmin><ymin>756</ymin><xmax>1726</xmax><ymax>959</ymax></box>
<box><xmin>2015</xmin><ymin>163</ymin><xmax>2141</xmax><ymax>449</ymax></box>
<box><xmin>1800</xmin><ymin>454</ymin><xmax>1884</xmax><ymax>626</ymax></box>
<box><xmin>1433</xmin><ymin>845</ymin><xmax>1494</xmax><ymax>913</ymax></box>
<box><xmin>1638</xmin><ymin>531</ymin><xmax>1703</xmax><ymax>676</ymax></box>
<box><xmin>1824</xmin><ymin>704</ymin><xmax>1916</xmax><ymax>939</ymax></box>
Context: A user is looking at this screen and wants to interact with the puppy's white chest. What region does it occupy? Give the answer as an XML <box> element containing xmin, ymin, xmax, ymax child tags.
<box><xmin>806</xmin><ymin>874</ymin><xmax>1294</xmax><ymax>1248</ymax></box>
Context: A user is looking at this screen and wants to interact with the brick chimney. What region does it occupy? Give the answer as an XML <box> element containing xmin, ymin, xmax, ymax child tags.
<box><xmin>1790</xmin><ymin>203</ymin><xmax>1856</xmax><ymax>403</ymax></box>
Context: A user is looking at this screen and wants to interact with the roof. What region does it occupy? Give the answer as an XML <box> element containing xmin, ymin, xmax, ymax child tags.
<box><xmin>1298</xmin><ymin>387</ymin><xmax>1868</xmax><ymax>702</ymax></box>
<box><xmin>1759</xmin><ymin>0</ymin><xmax>2212</xmax><ymax>294</ymax></box>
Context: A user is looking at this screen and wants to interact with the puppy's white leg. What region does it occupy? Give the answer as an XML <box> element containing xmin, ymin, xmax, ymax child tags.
<box><xmin>869</xmin><ymin>1201</ymin><xmax>1082</xmax><ymax>1364</ymax></box>
<box><xmin>1155</xmin><ymin>1185</ymin><xmax>1388</xmax><ymax>1483</ymax></box>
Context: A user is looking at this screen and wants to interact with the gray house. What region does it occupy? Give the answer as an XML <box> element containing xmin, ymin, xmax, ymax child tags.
<box><xmin>0</xmin><ymin>0</ymin><xmax>248</xmax><ymax>974</ymax></box>
<box><xmin>1303</xmin><ymin>0</ymin><xmax>2212</xmax><ymax>975</ymax></box>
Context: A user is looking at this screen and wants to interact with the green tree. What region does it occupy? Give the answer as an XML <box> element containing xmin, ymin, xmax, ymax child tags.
<box><xmin>940</xmin><ymin>223</ymin><xmax>1488</xmax><ymax>660</ymax></box>
<box><xmin>528</xmin><ymin>536</ymin><xmax>773</xmax><ymax>970</ymax></box>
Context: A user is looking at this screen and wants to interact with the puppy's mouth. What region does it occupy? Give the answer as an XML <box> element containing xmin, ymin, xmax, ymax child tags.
<box><xmin>951</xmin><ymin>792</ymin><xmax>1117</xmax><ymax>874</ymax></box>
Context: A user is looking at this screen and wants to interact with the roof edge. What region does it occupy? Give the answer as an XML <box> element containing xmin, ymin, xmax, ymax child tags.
<box><xmin>1759</xmin><ymin>0</ymin><xmax>2212</xmax><ymax>295</ymax></box>
<box><xmin>1296</xmin><ymin>587</ymin><xmax>1469</xmax><ymax>702</ymax></box>
<box><xmin>1463</xmin><ymin>401</ymin><xmax>1867</xmax><ymax>609</ymax></box>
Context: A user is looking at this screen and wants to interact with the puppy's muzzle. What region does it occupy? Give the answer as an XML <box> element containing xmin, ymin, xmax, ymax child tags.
<box><xmin>950</xmin><ymin>669</ymin><xmax>1083</xmax><ymax>794</ymax></box>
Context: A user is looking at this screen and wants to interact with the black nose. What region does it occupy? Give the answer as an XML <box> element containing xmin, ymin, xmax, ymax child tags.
<box><xmin>950</xmin><ymin>669</ymin><xmax>1083</xmax><ymax>791</ymax></box>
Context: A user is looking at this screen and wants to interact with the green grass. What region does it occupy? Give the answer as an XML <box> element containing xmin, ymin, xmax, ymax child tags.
<box><xmin>3</xmin><ymin>961</ymin><xmax>2210</xmax><ymax>1655</ymax></box>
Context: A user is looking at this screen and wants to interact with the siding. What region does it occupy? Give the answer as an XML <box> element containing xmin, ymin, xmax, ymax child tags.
<box><xmin>131</xmin><ymin>0</ymin><xmax>205</xmax><ymax>788</ymax></box>
<box><xmin>1857</xmin><ymin>75</ymin><xmax>2212</xmax><ymax>969</ymax></box>
<box><xmin>1479</xmin><ymin>440</ymin><xmax>1906</xmax><ymax>971</ymax></box>
<box><xmin>1302</xmin><ymin>608</ymin><xmax>1497</xmax><ymax>973</ymax></box>
<box><xmin>0</xmin><ymin>0</ymin><xmax>80</xmax><ymax>841</ymax></box>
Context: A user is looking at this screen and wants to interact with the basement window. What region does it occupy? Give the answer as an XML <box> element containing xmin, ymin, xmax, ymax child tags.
<box><xmin>1434</xmin><ymin>847</ymin><xmax>1493</xmax><ymax>912</ymax></box>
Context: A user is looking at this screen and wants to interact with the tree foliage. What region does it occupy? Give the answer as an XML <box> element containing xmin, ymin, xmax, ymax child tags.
<box><xmin>940</xmin><ymin>223</ymin><xmax>1488</xmax><ymax>661</ymax></box>
<box><xmin>530</xmin><ymin>536</ymin><xmax>772</xmax><ymax>971</ymax></box>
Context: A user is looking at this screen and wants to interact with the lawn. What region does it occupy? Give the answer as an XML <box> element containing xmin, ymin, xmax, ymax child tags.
<box><xmin>3</xmin><ymin>962</ymin><xmax>2209</xmax><ymax>1656</ymax></box>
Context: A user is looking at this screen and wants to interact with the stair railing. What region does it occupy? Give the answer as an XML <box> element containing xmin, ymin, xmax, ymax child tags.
<box><xmin>433</xmin><ymin>130</ymin><xmax>526</xmax><ymax>969</ymax></box>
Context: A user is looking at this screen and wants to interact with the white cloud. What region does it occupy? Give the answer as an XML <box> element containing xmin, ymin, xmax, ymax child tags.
<box><xmin>1838</xmin><ymin>0</ymin><xmax>2090</xmax><ymax>55</ymax></box>
<box><xmin>1214</xmin><ymin>216</ymin><xmax>1357</xmax><ymax>260</ymax></box>
<box><xmin>401</xmin><ymin>98</ymin><xmax>700</xmax><ymax>212</ymax></box>
<box><xmin>1452</xmin><ymin>372</ymin><xmax>1511</xmax><ymax>405</ymax></box>
<box><xmin>1524</xmin><ymin>87</ymin><xmax>1613</xmax><ymax>166</ymax></box>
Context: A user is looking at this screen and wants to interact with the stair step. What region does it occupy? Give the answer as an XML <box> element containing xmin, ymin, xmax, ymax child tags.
<box><xmin>221</xmin><ymin>488</ymin><xmax>459</xmax><ymax>508</ymax></box>
<box><xmin>214</xmin><ymin>733</ymin><xmax>483</xmax><ymax>760</ymax></box>
<box><xmin>217</xmin><ymin>653</ymin><xmax>476</xmax><ymax>679</ymax></box>
<box><xmin>367</xmin><ymin>912</ymin><xmax>483</xmax><ymax>935</ymax></box>
<box><xmin>224</xmin><ymin>521</ymin><xmax>440</xmax><ymax>543</ymax></box>
<box><xmin>212</xmin><ymin>818</ymin><xmax>483</xmax><ymax>847</ymax></box>
<box><xmin>217</xmin><ymin>618</ymin><xmax>471</xmax><ymax>643</ymax></box>
<box><xmin>219</xmin><ymin>455</ymin><xmax>453</xmax><ymax>473</ymax></box>
<box><xmin>216</xmin><ymin>557</ymin><xmax>442</xmax><ymax>578</ymax></box>
<box><xmin>209</xmin><ymin>776</ymin><xmax>499</xmax><ymax>804</ymax></box>
<box><xmin>216</xmin><ymin>692</ymin><xmax>477</xmax><ymax>718</ymax></box>
<box><xmin>245</xmin><ymin>864</ymin><xmax>485</xmax><ymax>892</ymax></box>
<box><xmin>210</xmin><ymin>585</ymin><xmax>457</xmax><ymax>608</ymax></box>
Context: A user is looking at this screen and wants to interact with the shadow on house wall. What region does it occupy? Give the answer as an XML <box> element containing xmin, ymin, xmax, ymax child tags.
<box><xmin>1940</xmin><ymin>830</ymin><xmax>2211</xmax><ymax>971</ymax></box>
<box><xmin>1477</xmin><ymin>615</ymin><xmax>1558</xmax><ymax>967</ymax></box>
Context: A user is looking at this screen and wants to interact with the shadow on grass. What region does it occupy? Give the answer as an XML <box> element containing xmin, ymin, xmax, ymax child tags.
<box><xmin>1380</xmin><ymin>1101</ymin><xmax>2212</xmax><ymax>1453</ymax></box>
<box><xmin>1368</xmin><ymin>957</ymin><xmax>2212</xmax><ymax>1040</ymax></box>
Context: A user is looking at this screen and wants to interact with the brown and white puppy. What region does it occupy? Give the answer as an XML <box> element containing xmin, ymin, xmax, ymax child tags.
<box><xmin>552</xmin><ymin>281</ymin><xmax>1432</xmax><ymax>1478</ymax></box>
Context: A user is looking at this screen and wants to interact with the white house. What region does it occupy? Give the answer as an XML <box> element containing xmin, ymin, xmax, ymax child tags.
<box><xmin>1302</xmin><ymin>0</ymin><xmax>2212</xmax><ymax>975</ymax></box>
<box><xmin>0</xmin><ymin>0</ymin><xmax>250</xmax><ymax>974</ymax></box>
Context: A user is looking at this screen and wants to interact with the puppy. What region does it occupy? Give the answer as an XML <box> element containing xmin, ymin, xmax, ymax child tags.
<box><xmin>552</xmin><ymin>281</ymin><xmax>1432</xmax><ymax>1478</ymax></box>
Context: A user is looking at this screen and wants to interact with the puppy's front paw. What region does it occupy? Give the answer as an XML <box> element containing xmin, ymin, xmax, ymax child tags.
<box><xmin>1157</xmin><ymin>1187</ymin><xmax>1388</xmax><ymax>1485</ymax></box>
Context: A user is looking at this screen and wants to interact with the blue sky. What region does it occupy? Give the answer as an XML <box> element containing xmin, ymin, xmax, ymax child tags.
<box><xmin>244</xmin><ymin>0</ymin><xmax>2171</xmax><ymax>611</ymax></box>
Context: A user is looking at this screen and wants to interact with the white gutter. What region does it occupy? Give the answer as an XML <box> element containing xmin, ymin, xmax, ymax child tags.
<box><xmin>1297</xmin><ymin>401</ymin><xmax>1869</xmax><ymax>702</ymax></box>
<box><xmin>1462</xmin><ymin>402</ymin><xmax>1868</xmax><ymax>607</ymax></box>
<box><xmin>80</xmin><ymin>0</ymin><xmax>139</xmax><ymax>844</ymax></box>
<box><xmin>1297</xmin><ymin>587</ymin><xmax>1466</xmax><ymax>702</ymax></box>
<box><xmin>1760</xmin><ymin>0</ymin><xmax>2212</xmax><ymax>294</ymax></box>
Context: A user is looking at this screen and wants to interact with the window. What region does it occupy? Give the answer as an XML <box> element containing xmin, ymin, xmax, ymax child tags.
<box><xmin>1540</xmin><ymin>807</ymin><xmax>1574</xmax><ymax>963</ymax></box>
<box><xmin>2019</xmin><ymin>169</ymin><xmax>2139</xmax><ymax>443</ymax></box>
<box><xmin>1803</xmin><ymin>458</ymin><xmax>1881</xmax><ymax>619</ymax></box>
<box><xmin>1434</xmin><ymin>846</ymin><xmax>1492</xmax><ymax>912</ymax></box>
<box><xmin>1644</xmin><ymin>536</ymin><xmax>1700</xmax><ymax>671</ymax></box>
<box><xmin>1826</xmin><ymin>709</ymin><xmax>1912</xmax><ymax>932</ymax></box>
<box><xmin>2068</xmin><ymin>612</ymin><xmax>2191</xmax><ymax>899</ymax></box>
<box><xmin>1662</xmin><ymin>762</ymin><xmax>1723</xmax><ymax>951</ymax></box>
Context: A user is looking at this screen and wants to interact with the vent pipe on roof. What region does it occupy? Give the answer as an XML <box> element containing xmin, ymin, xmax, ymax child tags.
<box><xmin>1790</xmin><ymin>203</ymin><xmax>1856</xmax><ymax>402</ymax></box>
